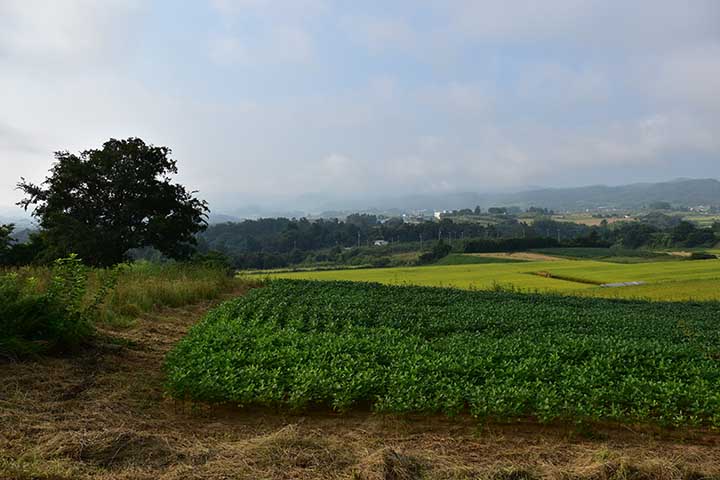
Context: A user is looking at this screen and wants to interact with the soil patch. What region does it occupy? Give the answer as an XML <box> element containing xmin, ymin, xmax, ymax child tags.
<box><xmin>469</xmin><ymin>252</ymin><xmax>565</xmax><ymax>262</ymax></box>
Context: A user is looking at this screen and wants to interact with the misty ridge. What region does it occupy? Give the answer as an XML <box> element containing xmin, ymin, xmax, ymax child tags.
<box><xmin>3</xmin><ymin>178</ymin><xmax>720</xmax><ymax>226</ymax></box>
<box><xmin>204</xmin><ymin>178</ymin><xmax>720</xmax><ymax>222</ymax></box>
<box><xmin>0</xmin><ymin>179</ymin><xmax>720</xmax><ymax>229</ymax></box>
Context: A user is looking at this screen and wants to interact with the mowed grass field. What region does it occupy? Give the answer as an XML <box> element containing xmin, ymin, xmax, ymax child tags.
<box><xmin>261</xmin><ymin>257</ymin><xmax>720</xmax><ymax>301</ymax></box>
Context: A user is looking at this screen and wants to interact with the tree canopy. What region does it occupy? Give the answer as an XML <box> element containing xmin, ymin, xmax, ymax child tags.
<box><xmin>0</xmin><ymin>224</ymin><xmax>14</xmax><ymax>263</ymax></box>
<box><xmin>18</xmin><ymin>138</ymin><xmax>208</xmax><ymax>266</ymax></box>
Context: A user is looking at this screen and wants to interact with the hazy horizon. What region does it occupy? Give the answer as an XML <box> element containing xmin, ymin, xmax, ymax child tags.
<box><xmin>3</xmin><ymin>176</ymin><xmax>719</xmax><ymax>223</ymax></box>
<box><xmin>1</xmin><ymin>1</ymin><xmax>719</xmax><ymax>213</ymax></box>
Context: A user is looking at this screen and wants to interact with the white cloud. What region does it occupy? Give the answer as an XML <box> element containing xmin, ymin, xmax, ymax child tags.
<box><xmin>1</xmin><ymin>1</ymin><xmax>720</xmax><ymax>209</ymax></box>
<box><xmin>441</xmin><ymin>0</ymin><xmax>719</xmax><ymax>50</ymax></box>
<box><xmin>209</xmin><ymin>34</ymin><xmax>252</xmax><ymax>66</ymax></box>
<box><xmin>210</xmin><ymin>0</ymin><xmax>269</xmax><ymax>14</ymax></box>
<box><xmin>515</xmin><ymin>63</ymin><xmax>611</xmax><ymax>105</ymax></box>
<box><xmin>207</xmin><ymin>0</ymin><xmax>318</xmax><ymax>66</ymax></box>
<box><xmin>209</xmin><ymin>26</ymin><xmax>315</xmax><ymax>66</ymax></box>
<box><xmin>652</xmin><ymin>44</ymin><xmax>720</xmax><ymax>112</ymax></box>
<box><xmin>209</xmin><ymin>0</ymin><xmax>327</xmax><ymax>22</ymax></box>
<box><xmin>341</xmin><ymin>15</ymin><xmax>417</xmax><ymax>53</ymax></box>
<box><xmin>271</xmin><ymin>26</ymin><xmax>315</xmax><ymax>63</ymax></box>
<box><xmin>0</xmin><ymin>0</ymin><xmax>141</xmax><ymax>65</ymax></box>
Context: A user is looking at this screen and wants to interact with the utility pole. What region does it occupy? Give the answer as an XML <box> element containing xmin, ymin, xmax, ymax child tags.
<box><xmin>357</xmin><ymin>231</ymin><xmax>360</xmax><ymax>249</ymax></box>
<box><xmin>419</xmin><ymin>233</ymin><xmax>423</xmax><ymax>250</ymax></box>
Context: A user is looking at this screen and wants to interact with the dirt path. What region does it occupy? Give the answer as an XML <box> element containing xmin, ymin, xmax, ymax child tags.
<box><xmin>469</xmin><ymin>252</ymin><xmax>565</xmax><ymax>262</ymax></box>
<box><xmin>2</xmin><ymin>287</ymin><xmax>720</xmax><ymax>480</ymax></box>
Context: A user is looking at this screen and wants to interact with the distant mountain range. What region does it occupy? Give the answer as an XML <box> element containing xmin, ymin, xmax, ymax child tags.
<box><xmin>0</xmin><ymin>206</ymin><xmax>33</xmax><ymax>230</ymax></box>
<box><xmin>3</xmin><ymin>179</ymin><xmax>719</xmax><ymax>226</ymax></box>
<box><xmin>369</xmin><ymin>178</ymin><xmax>720</xmax><ymax>213</ymax></box>
<box><xmin>183</xmin><ymin>178</ymin><xmax>720</xmax><ymax>220</ymax></box>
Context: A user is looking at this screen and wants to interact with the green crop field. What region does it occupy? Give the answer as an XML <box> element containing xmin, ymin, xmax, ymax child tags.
<box><xmin>684</xmin><ymin>215</ymin><xmax>720</xmax><ymax>227</ymax></box>
<box><xmin>259</xmin><ymin>257</ymin><xmax>720</xmax><ymax>300</ymax></box>
<box><xmin>165</xmin><ymin>280</ymin><xmax>720</xmax><ymax>426</ymax></box>
<box><xmin>581</xmin><ymin>278</ymin><xmax>720</xmax><ymax>302</ymax></box>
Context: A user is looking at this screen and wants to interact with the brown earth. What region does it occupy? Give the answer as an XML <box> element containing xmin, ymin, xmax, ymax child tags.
<box><xmin>469</xmin><ymin>252</ymin><xmax>564</xmax><ymax>262</ymax></box>
<box><xmin>2</xmin><ymin>287</ymin><xmax>720</xmax><ymax>480</ymax></box>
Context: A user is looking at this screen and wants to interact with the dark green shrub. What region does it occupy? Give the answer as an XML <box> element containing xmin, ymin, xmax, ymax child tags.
<box><xmin>371</xmin><ymin>257</ymin><xmax>391</xmax><ymax>268</ymax></box>
<box><xmin>0</xmin><ymin>255</ymin><xmax>117</xmax><ymax>358</ymax></box>
<box><xmin>418</xmin><ymin>240</ymin><xmax>452</xmax><ymax>264</ymax></box>
<box><xmin>686</xmin><ymin>252</ymin><xmax>718</xmax><ymax>261</ymax></box>
<box><xmin>192</xmin><ymin>250</ymin><xmax>234</xmax><ymax>274</ymax></box>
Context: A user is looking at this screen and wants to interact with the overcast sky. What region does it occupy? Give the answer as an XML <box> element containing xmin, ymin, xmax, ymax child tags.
<box><xmin>1</xmin><ymin>0</ymin><xmax>719</xmax><ymax>213</ymax></box>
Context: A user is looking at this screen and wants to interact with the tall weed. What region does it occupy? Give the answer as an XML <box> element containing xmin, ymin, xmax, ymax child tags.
<box><xmin>0</xmin><ymin>255</ymin><xmax>115</xmax><ymax>358</ymax></box>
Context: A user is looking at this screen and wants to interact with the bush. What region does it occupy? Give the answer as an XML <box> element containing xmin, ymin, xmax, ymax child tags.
<box><xmin>192</xmin><ymin>250</ymin><xmax>234</xmax><ymax>274</ymax></box>
<box><xmin>0</xmin><ymin>255</ymin><xmax>247</xmax><ymax>358</ymax></box>
<box><xmin>371</xmin><ymin>257</ymin><xmax>392</xmax><ymax>268</ymax></box>
<box><xmin>686</xmin><ymin>252</ymin><xmax>718</xmax><ymax>261</ymax></box>
<box><xmin>418</xmin><ymin>240</ymin><xmax>452</xmax><ymax>264</ymax></box>
<box><xmin>0</xmin><ymin>255</ymin><xmax>115</xmax><ymax>358</ymax></box>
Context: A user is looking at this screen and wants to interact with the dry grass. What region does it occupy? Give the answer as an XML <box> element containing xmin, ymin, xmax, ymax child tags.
<box><xmin>468</xmin><ymin>252</ymin><xmax>565</xmax><ymax>262</ymax></box>
<box><xmin>2</xmin><ymin>285</ymin><xmax>720</xmax><ymax>480</ymax></box>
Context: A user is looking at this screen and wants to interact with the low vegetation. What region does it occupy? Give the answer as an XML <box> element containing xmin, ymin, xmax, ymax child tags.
<box><xmin>0</xmin><ymin>255</ymin><xmax>112</xmax><ymax>357</ymax></box>
<box><xmin>0</xmin><ymin>258</ymin><xmax>242</xmax><ymax>358</ymax></box>
<box><xmin>103</xmin><ymin>261</ymin><xmax>239</xmax><ymax>325</ymax></box>
<box><xmin>166</xmin><ymin>280</ymin><xmax>720</xmax><ymax>427</ymax></box>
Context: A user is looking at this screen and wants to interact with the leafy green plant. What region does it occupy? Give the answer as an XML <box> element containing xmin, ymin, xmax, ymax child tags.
<box><xmin>166</xmin><ymin>280</ymin><xmax>720</xmax><ymax>427</ymax></box>
<box><xmin>0</xmin><ymin>255</ymin><xmax>118</xmax><ymax>358</ymax></box>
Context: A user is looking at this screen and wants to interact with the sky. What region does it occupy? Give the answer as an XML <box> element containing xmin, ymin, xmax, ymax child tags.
<box><xmin>1</xmin><ymin>0</ymin><xmax>719</xmax><ymax>214</ymax></box>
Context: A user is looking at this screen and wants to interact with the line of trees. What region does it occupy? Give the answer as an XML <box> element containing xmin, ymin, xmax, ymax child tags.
<box><xmin>194</xmin><ymin>213</ymin><xmax>719</xmax><ymax>269</ymax></box>
<box><xmin>197</xmin><ymin>217</ymin><xmax>596</xmax><ymax>258</ymax></box>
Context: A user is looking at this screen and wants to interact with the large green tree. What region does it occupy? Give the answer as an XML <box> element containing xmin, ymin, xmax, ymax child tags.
<box><xmin>0</xmin><ymin>224</ymin><xmax>14</xmax><ymax>263</ymax></box>
<box><xmin>18</xmin><ymin>138</ymin><xmax>208</xmax><ymax>266</ymax></box>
